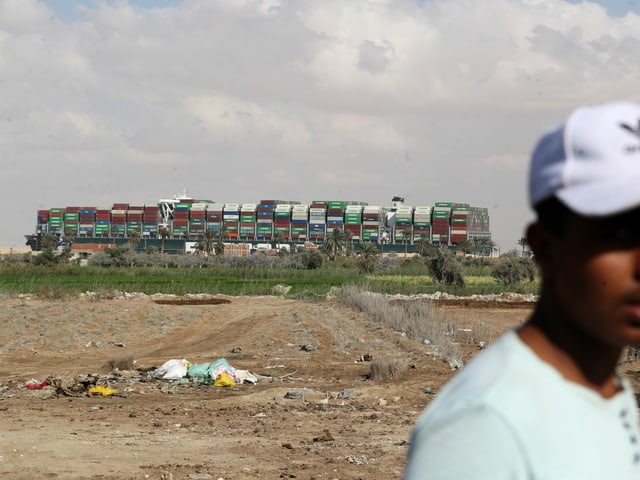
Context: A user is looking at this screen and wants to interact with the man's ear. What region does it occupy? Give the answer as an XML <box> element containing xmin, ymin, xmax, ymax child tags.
<box><xmin>527</xmin><ymin>222</ymin><xmax>554</xmax><ymax>280</ymax></box>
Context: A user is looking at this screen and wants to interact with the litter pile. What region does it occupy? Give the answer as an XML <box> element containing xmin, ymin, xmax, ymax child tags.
<box><xmin>152</xmin><ymin>357</ymin><xmax>258</xmax><ymax>387</ymax></box>
<box><xmin>2</xmin><ymin>357</ymin><xmax>258</xmax><ymax>399</ymax></box>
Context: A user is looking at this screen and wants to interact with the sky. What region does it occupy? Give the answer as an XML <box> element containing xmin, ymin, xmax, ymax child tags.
<box><xmin>2</xmin><ymin>0</ymin><xmax>640</xmax><ymax>251</ymax></box>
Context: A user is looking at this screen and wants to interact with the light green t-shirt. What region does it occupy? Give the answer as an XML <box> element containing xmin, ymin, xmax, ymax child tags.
<box><xmin>404</xmin><ymin>330</ymin><xmax>640</xmax><ymax>479</ymax></box>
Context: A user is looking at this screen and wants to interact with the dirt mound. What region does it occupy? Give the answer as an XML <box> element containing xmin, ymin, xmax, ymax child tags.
<box><xmin>154</xmin><ymin>297</ymin><xmax>232</xmax><ymax>306</ymax></box>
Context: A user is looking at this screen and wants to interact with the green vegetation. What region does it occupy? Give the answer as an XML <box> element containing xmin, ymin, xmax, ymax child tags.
<box><xmin>491</xmin><ymin>252</ymin><xmax>537</xmax><ymax>286</ymax></box>
<box><xmin>0</xmin><ymin>246</ymin><xmax>540</xmax><ymax>298</ymax></box>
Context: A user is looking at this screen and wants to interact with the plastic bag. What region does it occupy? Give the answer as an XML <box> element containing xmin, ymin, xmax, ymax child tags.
<box><xmin>235</xmin><ymin>369</ymin><xmax>258</xmax><ymax>384</ymax></box>
<box><xmin>209</xmin><ymin>358</ymin><xmax>236</xmax><ymax>381</ymax></box>
<box><xmin>187</xmin><ymin>362</ymin><xmax>211</xmax><ymax>379</ymax></box>
<box><xmin>213</xmin><ymin>372</ymin><xmax>235</xmax><ymax>387</ymax></box>
<box><xmin>153</xmin><ymin>358</ymin><xmax>190</xmax><ymax>379</ymax></box>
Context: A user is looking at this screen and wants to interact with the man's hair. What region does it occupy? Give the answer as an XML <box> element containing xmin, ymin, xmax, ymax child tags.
<box><xmin>534</xmin><ymin>196</ymin><xmax>572</xmax><ymax>236</ymax></box>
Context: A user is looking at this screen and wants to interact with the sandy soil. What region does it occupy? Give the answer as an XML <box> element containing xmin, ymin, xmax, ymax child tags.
<box><xmin>0</xmin><ymin>293</ymin><xmax>637</xmax><ymax>480</ymax></box>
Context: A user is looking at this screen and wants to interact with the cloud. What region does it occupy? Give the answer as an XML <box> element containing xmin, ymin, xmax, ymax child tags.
<box><xmin>0</xmin><ymin>0</ymin><xmax>51</xmax><ymax>33</ymax></box>
<box><xmin>183</xmin><ymin>94</ymin><xmax>312</xmax><ymax>149</ymax></box>
<box><xmin>358</xmin><ymin>40</ymin><xmax>395</xmax><ymax>74</ymax></box>
<box><xmin>3</xmin><ymin>0</ymin><xmax>640</xmax><ymax>253</ymax></box>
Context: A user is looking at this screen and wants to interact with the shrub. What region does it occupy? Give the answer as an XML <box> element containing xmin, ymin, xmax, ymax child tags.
<box><xmin>0</xmin><ymin>253</ymin><xmax>31</xmax><ymax>266</ymax></box>
<box><xmin>89</xmin><ymin>247</ymin><xmax>136</xmax><ymax>267</ymax></box>
<box><xmin>279</xmin><ymin>254</ymin><xmax>305</xmax><ymax>269</ymax></box>
<box><xmin>377</xmin><ymin>252</ymin><xmax>400</xmax><ymax>270</ymax></box>
<box><xmin>31</xmin><ymin>247</ymin><xmax>73</xmax><ymax>266</ymax></box>
<box><xmin>491</xmin><ymin>252</ymin><xmax>537</xmax><ymax>285</ymax></box>
<box><xmin>356</xmin><ymin>256</ymin><xmax>376</xmax><ymax>273</ymax></box>
<box><xmin>299</xmin><ymin>250</ymin><xmax>324</xmax><ymax>270</ymax></box>
<box><xmin>426</xmin><ymin>248</ymin><xmax>465</xmax><ymax>286</ymax></box>
<box><xmin>369</xmin><ymin>358</ymin><xmax>408</xmax><ymax>382</ymax></box>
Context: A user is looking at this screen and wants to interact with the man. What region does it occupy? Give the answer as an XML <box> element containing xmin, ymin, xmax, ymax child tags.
<box><xmin>404</xmin><ymin>101</ymin><xmax>640</xmax><ymax>479</ymax></box>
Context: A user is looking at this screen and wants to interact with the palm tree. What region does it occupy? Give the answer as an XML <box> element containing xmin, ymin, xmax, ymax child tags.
<box><xmin>415</xmin><ymin>234</ymin><xmax>432</xmax><ymax>257</ymax></box>
<box><xmin>202</xmin><ymin>229</ymin><xmax>216</xmax><ymax>256</ymax></box>
<box><xmin>273</xmin><ymin>230</ymin><xmax>286</xmax><ymax>250</ymax></box>
<box><xmin>472</xmin><ymin>238</ymin><xmax>494</xmax><ymax>257</ymax></box>
<box><xmin>159</xmin><ymin>227</ymin><xmax>171</xmax><ymax>254</ymax></box>
<box><xmin>63</xmin><ymin>227</ymin><xmax>76</xmax><ymax>247</ymax></box>
<box><xmin>344</xmin><ymin>229</ymin><xmax>354</xmax><ymax>257</ymax></box>
<box><xmin>456</xmin><ymin>239</ymin><xmax>474</xmax><ymax>256</ymax></box>
<box><xmin>323</xmin><ymin>227</ymin><xmax>347</xmax><ymax>261</ymax></box>
<box><xmin>358</xmin><ymin>242</ymin><xmax>379</xmax><ymax>273</ymax></box>
<box><xmin>517</xmin><ymin>236</ymin><xmax>528</xmax><ymax>255</ymax></box>
<box><xmin>214</xmin><ymin>226</ymin><xmax>227</xmax><ymax>256</ymax></box>
<box><xmin>360</xmin><ymin>242</ymin><xmax>379</xmax><ymax>258</ymax></box>
<box><xmin>402</xmin><ymin>229</ymin><xmax>411</xmax><ymax>257</ymax></box>
<box><xmin>128</xmin><ymin>230</ymin><xmax>141</xmax><ymax>251</ymax></box>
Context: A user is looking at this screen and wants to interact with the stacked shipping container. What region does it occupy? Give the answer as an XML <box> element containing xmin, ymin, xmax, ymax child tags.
<box><xmin>33</xmin><ymin>197</ymin><xmax>491</xmax><ymax>247</ymax></box>
<box><xmin>222</xmin><ymin>203</ymin><xmax>240</xmax><ymax>239</ymax></box>
<box><xmin>431</xmin><ymin>202</ymin><xmax>454</xmax><ymax>244</ymax></box>
<box><xmin>206</xmin><ymin>205</ymin><xmax>223</xmax><ymax>234</ymax></box>
<box><xmin>344</xmin><ymin>205</ymin><xmax>363</xmax><ymax>241</ymax></box>
<box><xmin>468</xmin><ymin>207</ymin><xmax>491</xmax><ymax>240</ymax></box>
<box><xmin>309</xmin><ymin>202</ymin><xmax>327</xmax><ymax>240</ymax></box>
<box><xmin>291</xmin><ymin>205</ymin><xmax>309</xmax><ymax>241</ymax></box>
<box><xmin>413</xmin><ymin>206</ymin><xmax>432</xmax><ymax>241</ymax></box>
<box><xmin>274</xmin><ymin>204</ymin><xmax>292</xmax><ymax>239</ymax></box>
<box><xmin>394</xmin><ymin>206</ymin><xmax>413</xmax><ymax>243</ymax></box>
<box><xmin>362</xmin><ymin>206</ymin><xmax>382</xmax><ymax>241</ymax></box>
<box><xmin>257</xmin><ymin>200</ymin><xmax>276</xmax><ymax>240</ymax></box>
<box><xmin>450</xmin><ymin>205</ymin><xmax>470</xmax><ymax>244</ymax></box>
<box><xmin>189</xmin><ymin>203</ymin><xmax>207</xmax><ymax>237</ymax></box>
<box><xmin>240</xmin><ymin>204</ymin><xmax>257</xmax><ymax>240</ymax></box>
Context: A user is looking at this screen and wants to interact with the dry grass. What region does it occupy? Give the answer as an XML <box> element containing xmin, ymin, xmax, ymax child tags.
<box><xmin>103</xmin><ymin>354</ymin><xmax>136</xmax><ymax>371</ymax></box>
<box><xmin>336</xmin><ymin>285</ymin><xmax>465</xmax><ymax>368</ymax></box>
<box><xmin>369</xmin><ymin>357</ymin><xmax>409</xmax><ymax>382</ymax></box>
<box><xmin>36</xmin><ymin>283</ymin><xmax>69</xmax><ymax>300</ymax></box>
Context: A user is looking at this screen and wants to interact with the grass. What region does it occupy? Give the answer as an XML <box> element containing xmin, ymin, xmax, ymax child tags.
<box><xmin>0</xmin><ymin>260</ymin><xmax>540</xmax><ymax>298</ymax></box>
<box><xmin>0</xmin><ymin>264</ymin><xmax>353</xmax><ymax>297</ymax></box>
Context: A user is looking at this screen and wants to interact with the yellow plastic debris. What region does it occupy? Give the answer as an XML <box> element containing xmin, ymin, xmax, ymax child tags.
<box><xmin>213</xmin><ymin>373</ymin><xmax>235</xmax><ymax>387</ymax></box>
<box><xmin>88</xmin><ymin>385</ymin><xmax>118</xmax><ymax>396</ymax></box>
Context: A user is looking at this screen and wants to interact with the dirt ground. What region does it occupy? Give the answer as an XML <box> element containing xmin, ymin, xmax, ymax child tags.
<box><xmin>0</xmin><ymin>292</ymin><xmax>638</xmax><ymax>480</ymax></box>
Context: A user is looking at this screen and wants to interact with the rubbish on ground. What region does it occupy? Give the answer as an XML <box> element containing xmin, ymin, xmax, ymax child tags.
<box><xmin>88</xmin><ymin>385</ymin><xmax>118</xmax><ymax>396</ymax></box>
<box><xmin>155</xmin><ymin>357</ymin><xmax>257</xmax><ymax>386</ymax></box>
<box><xmin>152</xmin><ymin>359</ymin><xmax>190</xmax><ymax>379</ymax></box>
<box><xmin>213</xmin><ymin>372</ymin><xmax>235</xmax><ymax>387</ymax></box>
<box><xmin>209</xmin><ymin>358</ymin><xmax>236</xmax><ymax>382</ymax></box>
<box><xmin>284</xmin><ymin>391</ymin><xmax>304</xmax><ymax>399</ymax></box>
<box><xmin>24</xmin><ymin>380</ymin><xmax>48</xmax><ymax>390</ymax></box>
<box><xmin>187</xmin><ymin>362</ymin><xmax>211</xmax><ymax>379</ymax></box>
<box><xmin>337</xmin><ymin>388</ymin><xmax>352</xmax><ymax>399</ymax></box>
<box><xmin>234</xmin><ymin>369</ymin><xmax>258</xmax><ymax>384</ymax></box>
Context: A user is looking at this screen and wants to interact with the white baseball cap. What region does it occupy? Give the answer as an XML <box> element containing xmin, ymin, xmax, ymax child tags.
<box><xmin>529</xmin><ymin>101</ymin><xmax>640</xmax><ymax>216</ymax></box>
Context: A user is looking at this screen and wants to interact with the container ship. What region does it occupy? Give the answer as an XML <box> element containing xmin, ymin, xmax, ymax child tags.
<box><xmin>28</xmin><ymin>193</ymin><xmax>491</xmax><ymax>253</ymax></box>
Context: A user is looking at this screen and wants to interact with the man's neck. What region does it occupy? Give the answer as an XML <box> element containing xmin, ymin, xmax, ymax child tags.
<box><xmin>517</xmin><ymin>298</ymin><xmax>624</xmax><ymax>399</ymax></box>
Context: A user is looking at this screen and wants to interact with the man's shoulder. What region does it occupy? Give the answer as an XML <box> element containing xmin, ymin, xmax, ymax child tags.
<box><xmin>420</xmin><ymin>330</ymin><xmax>550</xmax><ymax>424</ymax></box>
